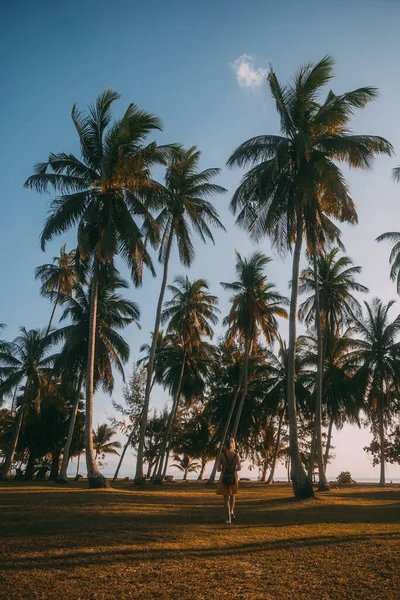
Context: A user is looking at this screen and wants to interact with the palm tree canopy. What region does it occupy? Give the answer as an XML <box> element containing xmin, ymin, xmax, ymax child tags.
<box><xmin>222</xmin><ymin>251</ymin><xmax>288</xmax><ymax>348</ymax></box>
<box><xmin>56</xmin><ymin>265</ymin><xmax>138</xmax><ymax>392</ymax></box>
<box><xmin>350</xmin><ymin>298</ymin><xmax>400</xmax><ymax>416</ymax></box>
<box><xmin>299</xmin><ymin>248</ymin><xmax>369</xmax><ymax>329</ymax></box>
<box><xmin>25</xmin><ymin>90</ymin><xmax>170</xmax><ymax>283</ymax></box>
<box><xmin>93</xmin><ymin>423</ymin><xmax>121</xmax><ymax>457</ymax></box>
<box><xmin>0</xmin><ymin>328</ymin><xmax>59</xmax><ymax>408</ymax></box>
<box><xmin>151</xmin><ymin>145</ymin><xmax>226</xmax><ymax>266</ymax></box>
<box><xmin>376</xmin><ymin>231</ymin><xmax>400</xmax><ymax>294</ymax></box>
<box><xmin>35</xmin><ymin>244</ymin><xmax>80</xmax><ymax>299</ymax></box>
<box><xmin>161</xmin><ymin>276</ymin><xmax>220</xmax><ymax>349</ymax></box>
<box><xmin>227</xmin><ymin>55</ymin><xmax>393</xmax><ymax>254</ymax></box>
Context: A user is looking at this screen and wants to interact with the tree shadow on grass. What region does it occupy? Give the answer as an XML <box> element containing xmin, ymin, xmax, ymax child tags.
<box><xmin>2</xmin><ymin>530</ymin><xmax>399</xmax><ymax>573</ymax></box>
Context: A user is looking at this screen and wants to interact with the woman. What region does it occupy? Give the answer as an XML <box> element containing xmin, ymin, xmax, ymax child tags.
<box><xmin>216</xmin><ymin>437</ymin><xmax>241</xmax><ymax>524</ymax></box>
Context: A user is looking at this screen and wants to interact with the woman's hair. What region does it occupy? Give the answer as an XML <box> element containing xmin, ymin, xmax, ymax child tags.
<box><xmin>224</xmin><ymin>437</ymin><xmax>236</xmax><ymax>451</ymax></box>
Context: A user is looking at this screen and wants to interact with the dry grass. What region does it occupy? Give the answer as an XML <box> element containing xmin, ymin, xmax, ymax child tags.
<box><xmin>0</xmin><ymin>480</ymin><xmax>399</xmax><ymax>599</ymax></box>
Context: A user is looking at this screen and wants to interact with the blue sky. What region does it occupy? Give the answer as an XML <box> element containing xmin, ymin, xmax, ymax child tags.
<box><xmin>1</xmin><ymin>0</ymin><xmax>400</xmax><ymax>480</ymax></box>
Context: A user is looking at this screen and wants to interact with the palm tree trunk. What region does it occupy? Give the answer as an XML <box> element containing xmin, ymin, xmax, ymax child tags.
<box><xmin>198</xmin><ymin>458</ymin><xmax>207</xmax><ymax>480</ymax></box>
<box><xmin>231</xmin><ymin>337</ymin><xmax>250</xmax><ymax>438</ymax></box>
<box><xmin>260</xmin><ymin>461</ymin><xmax>268</xmax><ymax>482</ymax></box>
<box><xmin>113</xmin><ymin>429</ymin><xmax>135</xmax><ymax>482</ymax></box>
<box><xmin>57</xmin><ymin>370</ymin><xmax>84</xmax><ymax>484</ymax></box>
<box><xmin>50</xmin><ymin>450</ymin><xmax>61</xmax><ymax>481</ymax></box>
<box><xmin>324</xmin><ymin>415</ymin><xmax>334</xmax><ymax>471</ymax></box>
<box><xmin>266</xmin><ymin>406</ymin><xmax>285</xmax><ymax>484</ymax></box>
<box><xmin>85</xmin><ymin>259</ymin><xmax>109</xmax><ymax>489</ymax></box>
<box><xmin>155</xmin><ymin>353</ymin><xmax>186</xmax><ymax>483</ymax></box>
<box><xmin>135</xmin><ymin>229</ymin><xmax>174</xmax><ymax>484</ymax></box>
<box><xmin>379</xmin><ymin>400</ymin><xmax>385</xmax><ymax>487</ymax></box>
<box><xmin>312</xmin><ymin>254</ymin><xmax>330</xmax><ymax>491</ymax></box>
<box><xmin>1</xmin><ymin>382</ymin><xmax>29</xmax><ymax>480</ymax></box>
<box><xmin>45</xmin><ymin>296</ymin><xmax>59</xmax><ymax>337</ymax></box>
<box><xmin>308</xmin><ymin>427</ymin><xmax>317</xmax><ymax>481</ymax></box>
<box><xmin>25</xmin><ymin>449</ymin><xmax>36</xmax><ymax>481</ymax></box>
<box><xmin>287</xmin><ymin>209</ymin><xmax>314</xmax><ymax>498</ymax></box>
<box><xmin>75</xmin><ymin>454</ymin><xmax>81</xmax><ymax>481</ymax></box>
<box><xmin>207</xmin><ymin>368</ymin><xmax>244</xmax><ymax>484</ymax></box>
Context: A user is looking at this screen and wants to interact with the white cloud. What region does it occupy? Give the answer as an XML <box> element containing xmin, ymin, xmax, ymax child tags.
<box><xmin>230</xmin><ymin>54</ymin><xmax>268</xmax><ymax>89</ymax></box>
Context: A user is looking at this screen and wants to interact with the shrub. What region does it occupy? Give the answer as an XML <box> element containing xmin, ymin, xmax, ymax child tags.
<box><xmin>336</xmin><ymin>471</ymin><xmax>356</xmax><ymax>485</ymax></box>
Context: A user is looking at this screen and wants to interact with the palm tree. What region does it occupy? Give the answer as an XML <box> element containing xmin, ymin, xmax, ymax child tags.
<box><xmin>55</xmin><ymin>266</ymin><xmax>138</xmax><ymax>483</ymax></box>
<box><xmin>350</xmin><ymin>299</ymin><xmax>400</xmax><ymax>487</ymax></box>
<box><xmin>93</xmin><ymin>423</ymin><xmax>121</xmax><ymax>464</ymax></box>
<box><xmin>135</xmin><ymin>146</ymin><xmax>225</xmax><ymax>483</ymax></box>
<box><xmin>171</xmin><ymin>454</ymin><xmax>200</xmax><ymax>480</ymax></box>
<box><xmin>376</xmin><ymin>226</ymin><xmax>400</xmax><ymax>294</ymax></box>
<box><xmin>221</xmin><ymin>251</ymin><xmax>288</xmax><ymax>437</ymax></box>
<box><xmin>25</xmin><ymin>90</ymin><xmax>167</xmax><ymax>487</ymax></box>
<box><xmin>299</xmin><ymin>249</ymin><xmax>368</xmax><ymax>489</ymax></box>
<box><xmin>0</xmin><ymin>328</ymin><xmax>58</xmax><ymax>479</ymax></box>
<box><xmin>227</xmin><ymin>56</ymin><xmax>392</xmax><ymax>497</ymax></box>
<box><xmin>35</xmin><ymin>244</ymin><xmax>80</xmax><ymax>334</ymax></box>
<box><xmin>154</xmin><ymin>277</ymin><xmax>219</xmax><ymax>481</ymax></box>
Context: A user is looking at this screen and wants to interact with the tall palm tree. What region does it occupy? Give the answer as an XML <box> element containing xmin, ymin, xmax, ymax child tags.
<box><xmin>350</xmin><ymin>299</ymin><xmax>400</xmax><ymax>487</ymax></box>
<box><xmin>55</xmin><ymin>266</ymin><xmax>138</xmax><ymax>483</ymax></box>
<box><xmin>299</xmin><ymin>249</ymin><xmax>368</xmax><ymax>489</ymax></box>
<box><xmin>227</xmin><ymin>56</ymin><xmax>392</xmax><ymax>497</ymax></box>
<box><xmin>221</xmin><ymin>251</ymin><xmax>288</xmax><ymax>438</ymax></box>
<box><xmin>25</xmin><ymin>90</ymin><xmax>167</xmax><ymax>487</ymax></box>
<box><xmin>35</xmin><ymin>244</ymin><xmax>80</xmax><ymax>334</ymax></box>
<box><xmin>154</xmin><ymin>277</ymin><xmax>219</xmax><ymax>481</ymax></box>
<box><xmin>0</xmin><ymin>328</ymin><xmax>58</xmax><ymax>479</ymax></box>
<box><xmin>135</xmin><ymin>146</ymin><xmax>225</xmax><ymax>483</ymax></box>
<box><xmin>93</xmin><ymin>423</ymin><xmax>121</xmax><ymax>463</ymax></box>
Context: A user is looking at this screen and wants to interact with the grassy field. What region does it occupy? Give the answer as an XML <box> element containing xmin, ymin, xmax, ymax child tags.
<box><xmin>0</xmin><ymin>481</ymin><xmax>399</xmax><ymax>600</ymax></box>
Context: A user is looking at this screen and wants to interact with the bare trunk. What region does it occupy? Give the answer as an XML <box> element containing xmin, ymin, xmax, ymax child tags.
<box><xmin>25</xmin><ymin>450</ymin><xmax>36</xmax><ymax>481</ymax></box>
<box><xmin>313</xmin><ymin>255</ymin><xmax>329</xmax><ymax>491</ymax></box>
<box><xmin>308</xmin><ymin>427</ymin><xmax>317</xmax><ymax>481</ymax></box>
<box><xmin>198</xmin><ymin>458</ymin><xmax>207</xmax><ymax>480</ymax></box>
<box><xmin>74</xmin><ymin>454</ymin><xmax>81</xmax><ymax>481</ymax></box>
<box><xmin>324</xmin><ymin>415</ymin><xmax>334</xmax><ymax>471</ymax></box>
<box><xmin>154</xmin><ymin>353</ymin><xmax>186</xmax><ymax>483</ymax></box>
<box><xmin>379</xmin><ymin>401</ymin><xmax>385</xmax><ymax>487</ymax></box>
<box><xmin>260</xmin><ymin>462</ymin><xmax>268</xmax><ymax>482</ymax></box>
<box><xmin>135</xmin><ymin>230</ymin><xmax>173</xmax><ymax>484</ymax></box>
<box><xmin>57</xmin><ymin>371</ymin><xmax>84</xmax><ymax>484</ymax></box>
<box><xmin>266</xmin><ymin>406</ymin><xmax>285</xmax><ymax>484</ymax></box>
<box><xmin>207</xmin><ymin>368</ymin><xmax>244</xmax><ymax>484</ymax></box>
<box><xmin>45</xmin><ymin>296</ymin><xmax>59</xmax><ymax>337</ymax></box>
<box><xmin>113</xmin><ymin>429</ymin><xmax>135</xmax><ymax>482</ymax></box>
<box><xmin>287</xmin><ymin>210</ymin><xmax>314</xmax><ymax>498</ymax></box>
<box><xmin>1</xmin><ymin>381</ymin><xmax>29</xmax><ymax>480</ymax></box>
<box><xmin>231</xmin><ymin>337</ymin><xmax>250</xmax><ymax>438</ymax></box>
<box><xmin>85</xmin><ymin>260</ymin><xmax>109</xmax><ymax>489</ymax></box>
<box><xmin>50</xmin><ymin>450</ymin><xmax>61</xmax><ymax>481</ymax></box>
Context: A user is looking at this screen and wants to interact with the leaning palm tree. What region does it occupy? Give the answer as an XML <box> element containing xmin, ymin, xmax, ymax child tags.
<box><xmin>154</xmin><ymin>277</ymin><xmax>219</xmax><ymax>481</ymax></box>
<box><xmin>35</xmin><ymin>244</ymin><xmax>80</xmax><ymax>334</ymax></box>
<box><xmin>350</xmin><ymin>299</ymin><xmax>400</xmax><ymax>487</ymax></box>
<box><xmin>299</xmin><ymin>249</ymin><xmax>368</xmax><ymax>490</ymax></box>
<box><xmin>221</xmin><ymin>251</ymin><xmax>288</xmax><ymax>438</ymax></box>
<box><xmin>135</xmin><ymin>147</ymin><xmax>225</xmax><ymax>483</ymax></box>
<box><xmin>93</xmin><ymin>423</ymin><xmax>121</xmax><ymax>463</ymax></box>
<box><xmin>227</xmin><ymin>55</ymin><xmax>392</xmax><ymax>497</ymax></box>
<box><xmin>55</xmin><ymin>265</ymin><xmax>138</xmax><ymax>483</ymax></box>
<box><xmin>0</xmin><ymin>328</ymin><xmax>58</xmax><ymax>479</ymax></box>
<box><xmin>25</xmin><ymin>90</ymin><xmax>168</xmax><ymax>487</ymax></box>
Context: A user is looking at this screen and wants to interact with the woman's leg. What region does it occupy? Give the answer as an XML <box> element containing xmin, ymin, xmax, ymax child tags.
<box><xmin>223</xmin><ymin>495</ymin><xmax>231</xmax><ymax>521</ymax></box>
<box><xmin>230</xmin><ymin>495</ymin><xmax>236</xmax><ymax>516</ymax></box>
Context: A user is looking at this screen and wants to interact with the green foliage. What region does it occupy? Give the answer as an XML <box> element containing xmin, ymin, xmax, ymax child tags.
<box><xmin>336</xmin><ymin>471</ymin><xmax>356</xmax><ymax>484</ymax></box>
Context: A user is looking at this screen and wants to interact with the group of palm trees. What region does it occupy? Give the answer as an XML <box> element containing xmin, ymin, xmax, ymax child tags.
<box><xmin>1</xmin><ymin>55</ymin><xmax>400</xmax><ymax>498</ymax></box>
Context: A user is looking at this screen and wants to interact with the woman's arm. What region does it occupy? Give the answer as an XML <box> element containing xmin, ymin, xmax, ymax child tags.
<box><xmin>235</xmin><ymin>455</ymin><xmax>241</xmax><ymax>472</ymax></box>
<box><xmin>216</xmin><ymin>455</ymin><xmax>222</xmax><ymax>472</ymax></box>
